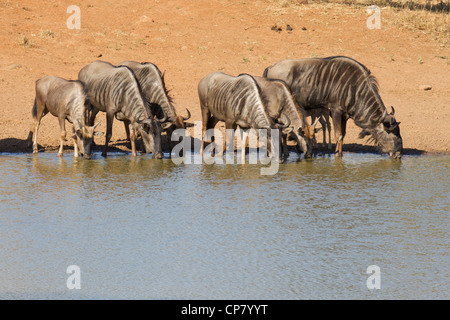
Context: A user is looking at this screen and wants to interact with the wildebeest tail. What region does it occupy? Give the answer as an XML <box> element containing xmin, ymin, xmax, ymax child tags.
<box><xmin>263</xmin><ymin>66</ymin><xmax>269</xmax><ymax>78</ymax></box>
<box><xmin>31</xmin><ymin>98</ymin><xmax>37</xmax><ymax>120</ymax></box>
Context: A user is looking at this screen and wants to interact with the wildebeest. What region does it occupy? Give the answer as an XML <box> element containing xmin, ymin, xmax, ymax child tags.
<box><xmin>264</xmin><ymin>56</ymin><xmax>402</xmax><ymax>159</ymax></box>
<box><xmin>198</xmin><ymin>72</ymin><xmax>291</xmax><ymax>157</ymax></box>
<box><xmin>118</xmin><ymin>61</ymin><xmax>192</xmax><ymax>150</ymax></box>
<box><xmin>27</xmin><ymin>75</ymin><xmax>101</xmax><ymax>159</ymax></box>
<box><xmin>252</xmin><ymin>76</ymin><xmax>320</xmax><ymax>159</ymax></box>
<box><xmin>78</xmin><ymin>60</ymin><xmax>163</xmax><ymax>158</ymax></box>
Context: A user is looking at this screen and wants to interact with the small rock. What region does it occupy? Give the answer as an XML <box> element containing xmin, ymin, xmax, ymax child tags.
<box><xmin>271</xmin><ymin>24</ymin><xmax>282</xmax><ymax>32</ymax></box>
<box><xmin>286</xmin><ymin>24</ymin><xmax>293</xmax><ymax>32</ymax></box>
<box><xmin>8</xmin><ymin>64</ymin><xmax>28</xmax><ymax>70</ymax></box>
<box><xmin>302</xmin><ymin>27</ymin><xmax>307</xmax><ymax>31</ymax></box>
<box><xmin>419</xmin><ymin>85</ymin><xmax>432</xmax><ymax>91</ymax></box>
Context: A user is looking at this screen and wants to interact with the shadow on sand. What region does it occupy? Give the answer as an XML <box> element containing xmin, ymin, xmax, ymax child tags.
<box><xmin>0</xmin><ymin>136</ymin><xmax>431</xmax><ymax>158</ymax></box>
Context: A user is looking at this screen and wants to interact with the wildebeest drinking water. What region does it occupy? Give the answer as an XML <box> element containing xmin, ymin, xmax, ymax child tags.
<box><xmin>118</xmin><ymin>61</ymin><xmax>192</xmax><ymax>150</ymax></box>
<box><xmin>198</xmin><ymin>72</ymin><xmax>291</xmax><ymax>158</ymax></box>
<box><xmin>78</xmin><ymin>61</ymin><xmax>163</xmax><ymax>158</ymax></box>
<box><xmin>27</xmin><ymin>75</ymin><xmax>101</xmax><ymax>159</ymax></box>
<box><xmin>251</xmin><ymin>75</ymin><xmax>320</xmax><ymax>159</ymax></box>
<box><xmin>264</xmin><ymin>56</ymin><xmax>403</xmax><ymax>159</ymax></box>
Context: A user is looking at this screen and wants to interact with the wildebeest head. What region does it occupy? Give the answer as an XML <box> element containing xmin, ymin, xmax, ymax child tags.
<box><xmin>277</xmin><ymin>113</ymin><xmax>311</xmax><ymax>158</ymax></box>
<box><xmin>268</xmin><ymin>116</ymin><xmax>295</xmax><ymax>158</ymax></box>
<box><xmin>359</xmin><ymin>106</ymin><xmax>402</xmax><ymax>159</ymax></box>
<box><xmin>136</xmin><ymin>117</ymin><xmax>164</xmax><ymax>159</ymax></box>
<box><xmin>75</xmin><ymin>120</ymin><xmax>102</xmax><ymax>159</ymax></box>
<box><xmin>299</xmin><ymin>117</ymin><xmax>321</xmax><ymax>158</ymax></box>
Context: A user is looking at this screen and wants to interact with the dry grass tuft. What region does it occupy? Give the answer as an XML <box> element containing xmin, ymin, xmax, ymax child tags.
<box><xmin>39</xmin><ymin>30</ymin><xmax>56</xmax><ymax>38</ymax></box>
<box><xmin>267</xmin><ymin>0</ymin><xmax>450</xmax><ymax>46</ymax></box>
<box><xmin>18</xmin><ymin>35</ymin><xmax>33</xmax><ymax>47</ymax></box>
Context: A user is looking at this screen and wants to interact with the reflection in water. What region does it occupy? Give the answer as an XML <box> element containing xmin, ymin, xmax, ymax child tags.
<box><xmin>0</xmin><ymin>153</ymin><xmax>448</xmax><ymax>299</ymax></box>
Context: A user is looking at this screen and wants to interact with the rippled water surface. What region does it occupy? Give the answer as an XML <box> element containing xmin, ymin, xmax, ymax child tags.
<box><xmin>0</xmin><ymin>152</ymin><xmax>448</xmax><ymax>299</ymax></box>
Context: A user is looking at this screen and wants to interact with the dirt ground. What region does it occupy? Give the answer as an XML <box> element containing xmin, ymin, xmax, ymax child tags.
<box><xmin>1</xmin><ymin>0</ymin><xmax>449</xmax><ymax>155</ymax></box>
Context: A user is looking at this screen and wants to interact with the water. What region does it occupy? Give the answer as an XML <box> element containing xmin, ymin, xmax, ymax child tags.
<box><xmin>0</xmin><ymin>152</ymin><xmax>448</xmax><ymax>299</ymax></box>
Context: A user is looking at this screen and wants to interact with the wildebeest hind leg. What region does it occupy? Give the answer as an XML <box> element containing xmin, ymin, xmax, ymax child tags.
<box><xmin>331</xmin><ymin>111</ymin><xmax>345</xmax><ymax>157</ymax></box>
<box><xmin>200</xmin><ymin>108</ymin><xmax>210</xmax><ymax>156</ymax></box>
<box><xmin>71</xmin><ymin>127</ymin><xmax>79</xmax><ymax>158</ymax></box>
<box><xmin>30</xmin><ymin>99</ymin><xmax>48</xmax><ymax>153</ymax></box>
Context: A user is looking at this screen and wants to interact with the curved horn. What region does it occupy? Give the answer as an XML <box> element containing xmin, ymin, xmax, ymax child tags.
<box><xmin>181</xmin><ymin>108</ymin><xmax>191</xmax><ymax>121</ymax></box>
<box><xmin>312</xmin><ymin>117</ymin><xmax>320</xmax><ymax>127</ymax></box>
<box><xmin>391</xmin><ymin>106</ymin><xmax>395</xmax><ymax>115</ymax></box>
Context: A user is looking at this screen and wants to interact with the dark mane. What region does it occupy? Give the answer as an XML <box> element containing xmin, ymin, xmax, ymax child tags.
<box><xmin>160</xmin><ymin>71</ymin><xmax>174</xmax><ymax>104</ymax></box>
<box><xmin>141</xmin><ymin>62</ymin><xmax>174</xmax><ymax>104</ymax></box>
<box><xmin>324</xmin><ymin>56</ymin><xmax>381</xmax><ymax>93</ymax></box>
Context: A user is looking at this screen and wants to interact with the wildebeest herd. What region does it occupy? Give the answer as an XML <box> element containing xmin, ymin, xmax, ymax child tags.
<box><xmin>27</xmin><ymin>56</ymin><xmax>403</xmax><ymax>161</ymax></box>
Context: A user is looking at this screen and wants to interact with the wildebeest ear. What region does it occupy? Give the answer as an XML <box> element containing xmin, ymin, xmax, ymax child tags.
<box><xmin>94</xmin><ymin>131</ymin><xmax>104</xmax><ymax>136</ymax></box>
<box><xmin>314</xmin><ymin>127</ymin><xmax>323</xmax><ymax>133</ymax></box>
<box><xmin>185</xmin><ymin>122</ymin><xmax>195</xmax><ymax>128</ymax></box>
<box><xmin>161</xmin><ymin>122</ymin><xmax>173</xmax><ymax>130</ymax></box>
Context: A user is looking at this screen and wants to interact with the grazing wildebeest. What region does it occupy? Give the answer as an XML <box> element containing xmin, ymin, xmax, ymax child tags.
<box><xmin>118</xmin><ymin>61</ymin><xmax>191</xmax><ymax>150</ymax></box>
<box><xmin>198</xmin><ymin>72</ymin><xmax>291</xmax><ymax>157</ymax></box>
<box><xmin>264</xmin><ymin>56</ymin><xmax>403</xmax><ymax>158</ymax></box>
<box><xmin>78</xmin><ymin>60</ymin><xmax>163</xmax><ymax>158</ymax></box>
<box><xmin>252</xmin><ymin>76</ymin><xmax>320</xmax><ymax>159</ymax></box>
<box><xmin>27</xmin><ymin>75</ymin><xmax>101</xmax><ymax>159</ymax></box>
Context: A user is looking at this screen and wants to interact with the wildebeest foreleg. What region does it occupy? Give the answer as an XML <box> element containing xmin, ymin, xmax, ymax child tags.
<box><xmin>71</xmin><ymin>127</ymin><xmax>79</xmax><ymax>158</ymax></box>
<box><xmin>325</xmin><ymin>114</ymin><xmax>332</xmax><ymax>150</ymax></box>
<box><xmin>123</xmin><ymin>120</ymin><xmax>131</xmax><ymax>143</ymax></box>
<box><xmin>129</xmin><ymin>123</ymin><xmax>138</xmax><ymax>157</ymax></box>
<box><xmin>58</xmin><ymin>117</ymin><xmax>67</xmax><ymax>157</ymax></box>
<box><xmin>102</xmin><ymin>111</ymin><xmax>114</xmax><ymax>157</ymax></box>
<box><xmin>282</xmin><ymin>133</ymin><xmax>289</xmax><ymax>161</ymax></box>
<box><xmin>200</xmin><ymin>108</ymin><xmax>210</xmax><ymax>157</ymax></box>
